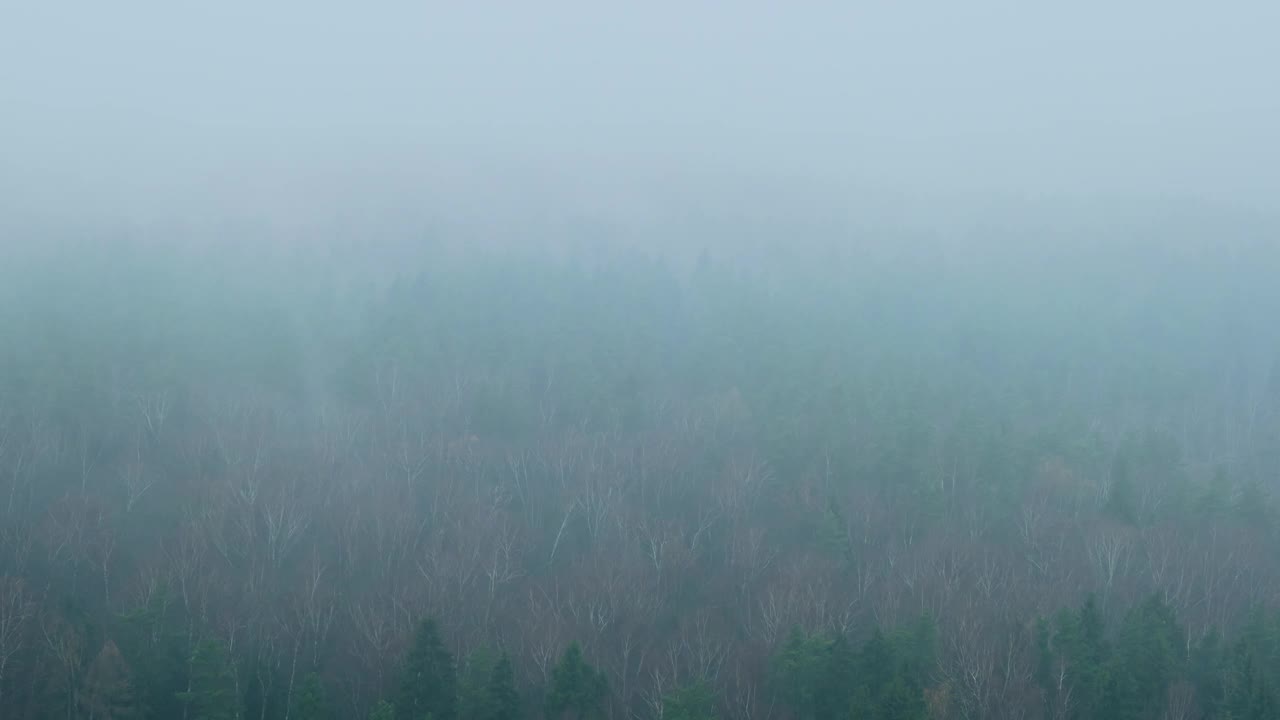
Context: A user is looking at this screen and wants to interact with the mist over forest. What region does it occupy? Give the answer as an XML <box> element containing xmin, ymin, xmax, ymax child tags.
<box><xmin>3</xmin><ymin>2</ymin><xmax>1280</xmax><ymax>720</ymax></box>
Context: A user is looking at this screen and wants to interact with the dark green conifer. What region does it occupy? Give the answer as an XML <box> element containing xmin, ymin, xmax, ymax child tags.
<box><xmin>398</xmin><ymin>618</ymin><xmax>457</xmax><ymax>720</ymax></box>
<box><xmin>177</xmin><ymin>639</ymin><xmax>237</xmax><ymax>720</ymax></box>
<box><xmin>544</xmin><ymin>642</ymin><xmax>607</xmax><ymax>720</ymax></box>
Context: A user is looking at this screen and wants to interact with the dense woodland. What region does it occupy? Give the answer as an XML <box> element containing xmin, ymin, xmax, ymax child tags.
<box><xmin>1</xmin><ymin>235</ymin><xmax>1278</xmax><ymax>719</ymax></box>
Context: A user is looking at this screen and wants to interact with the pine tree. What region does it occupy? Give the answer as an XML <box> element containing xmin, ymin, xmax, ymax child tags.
<box><xmin>1114</xmin><ymin>594</ymin><xmax>1186</xmax><ymax>718</ymax></box>
<box><xmin>1049</xmin><ymin>596</ymin><xmax>1111</xmax><ymax>720</ymax></box>
<box><xmin>545</xmin><ymin>642</ymin><xmax>607</xmax><ymax>720</ymax></box>
<box><xmin>891</xmin><ymin>614</ymin><xmax>937</xmax><ymax>681</ymax></box>
<box><xmin>1079</xmin><ymin>596</ymin><xmax>1107</xmax><ymax>658</ymax></box>
<box><xmin>857</xmin><ymin>628</ymin><xmax>897</xmax><ymax>706</ymax></box>
<box><xmin>458</xmin><ymin>646</ymin><xmax>498</xmax><ymax>720</ymax></box>
<box><xmin>398</xmin><ymin>618</ymin><xmax>457</xmax><ymax>720</ymax></box>
<box><xmin>770</xmin><ymin>627</ymin><xmax>828</xmax><ymax>720</ymax></box>
<box><xmin>489</xmin><ymin>653</ymin><xmax>520</xmax><ymax>720</ymax></box>
<box><xmin>79</xmin><ymin>639</ymin><xmax>137</xmax><ymax>719</ymax></box>
<box><xmin>815</xmin><ymin>633</ymin><xmax>855</xmax><ymax>720</ymax></box>
<box><xmin>662</xmin><ymin>681</ymin><xmax>716</xmax><ymax>720</ymax></box>
<box><xmin>294</xmin><ymin>671</ymin><xmax>332</xmax><ymax>720</ymax></box>
<box><xmin>116</xmin><ymin>583</ymin><xmax>186</xmax><ymax>720</ymax></box>
<box><xmin>177</xmin><ymin>639</ymin><xmax>237</xmax><ymax>720</ymax></box>
<box><xmin>876</xmin><ymin>675</ymin><xmax>926</xmax><ymax>720</ymax></box>
<box><xmin>1219</xmin><ymin>612</ymin><xmax>1280</xmax><ymax>720</ymax></box>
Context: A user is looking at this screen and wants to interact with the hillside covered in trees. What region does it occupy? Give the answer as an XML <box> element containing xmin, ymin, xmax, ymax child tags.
<box><xmin>1</xmin><ymin>235</ymin><xmax>1278</xmax><ymax>719</ymax></box>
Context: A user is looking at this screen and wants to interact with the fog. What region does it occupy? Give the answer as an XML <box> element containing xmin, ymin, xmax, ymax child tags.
<box><xmin>4</xmin><ymin>4</ymin><xmax>1280</xmax><ymax>720</ymax></box>
<box><xmin>4</xmin><ymin>1</ymin><xmax>1278</xmax><ymax>232</ymax></box>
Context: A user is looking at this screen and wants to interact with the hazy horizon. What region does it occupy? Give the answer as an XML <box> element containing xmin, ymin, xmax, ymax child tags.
<box><xmin>4</xmin><ymin>1</ymin><xmax>1278</xmax><ymax>235</ymax></box>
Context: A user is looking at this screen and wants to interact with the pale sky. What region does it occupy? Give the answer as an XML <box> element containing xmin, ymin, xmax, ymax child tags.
<box><xmin>2</xmin><ymin>1</ymin><xmax>1277</xmax><ymax>228</ymax></box>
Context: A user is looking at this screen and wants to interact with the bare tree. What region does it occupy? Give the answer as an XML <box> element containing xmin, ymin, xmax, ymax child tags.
<box><xmin>0</xmin><ymin>576</ymin><xmax>34</xmax><ymax>708</ymax></box>
<box><xmin>40</xmin><ymin>609</ymin><xmax>86</xmax><ymax>719</ymax></box>
<box><xmin>135</xmin><ymin>390</ymin><xmax>172</xmax><ymax>443</ymax></box>
<box><xmin>1089</xmin><ymin>529</ymin><xmax>1133</xmax><ymax>606</ymax></box>
<box><xmin>262</xmin><ymin>485</ymin><xmax>312</xmax><ymax>570</ymax></box>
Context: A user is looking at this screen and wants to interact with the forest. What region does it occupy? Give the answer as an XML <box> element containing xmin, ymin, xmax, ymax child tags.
<box><xmin>0</xmin><ymin>234</ymin><xmax>1277</xmax><ymax>720</ymax></box>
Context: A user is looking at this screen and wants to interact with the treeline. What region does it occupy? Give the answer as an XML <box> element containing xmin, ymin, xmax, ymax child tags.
<box><xmin>48</xmin><ymin>597</ymin><xmax>1280</xmax><ymax>719</ymax></box>
<box><xmin>0</xmin><ymin>236</ymin><xmax>1278</xmax><ymax>719</ymax></box>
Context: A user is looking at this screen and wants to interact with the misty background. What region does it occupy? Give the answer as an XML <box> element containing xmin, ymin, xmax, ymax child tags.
<box><xmin>3</xmin><ymin>1</ymin><xmax>1278</xmax><ymax>237</ymax></box>
<box><xmin>4</xmin><ymin>3</ymin><xmax>1280</xmax><ymax>720</ymax></box>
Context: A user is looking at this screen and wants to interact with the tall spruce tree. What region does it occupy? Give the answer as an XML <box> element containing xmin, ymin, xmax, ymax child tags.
<box><xmin>1054</xmin><ymin>595</ymin><xmax>1111</xmax><ymax>719</ymax></box>
<box><xmin>662</xmin><ymin>681</ymin><xmax>716</xmax><ymax>720</ymax></box>
<box><xmin>815</xmin><ymin>633</ymin><xmax>855</xmax><ymax>720</ymax></box>
<box><xmin>397</xmin><ymin>618</ymin><xmax>457</xmax><ymax>720</ymax></box>
<box><xmin>116</xmin><ymin>584</ymin><xmax>186</xmax><ymax>720</ymax></box>
<box><xmin>545</xmin><ymin>642</ymin><xmax>607</xmax><ymax>720</ymax></box>
<box><xmin>770</xmin><ymin>627</ymin><xmax>828</xmax><ymax>720</ymax></box>
<box><xmin>294</xmin><ymin>671</ymin><xmax>332</xmax><ymax>720</ymax></box>
<box><xmin>459</xmin><ymin>646</ymin><xmax>502</xmax><ymax>720</ymax></box>
<box><xmin>1114</xmin><ymin>594</ymin><xmax>1186</xmax><ymax>719</ymax></box>
<box><xmin>489</xmin><ymin>652</ymin><xmax>520</xmax><ymax>720</ymax></box>
<box><xmin>177</xmin><ymin>639</ymin><xmax>237</xmax><ymax>720</ymax></box>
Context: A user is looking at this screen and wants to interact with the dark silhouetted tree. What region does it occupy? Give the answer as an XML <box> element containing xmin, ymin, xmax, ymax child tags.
<box><xmin>489</xmin><ymin>653</ymin><xmax>520</xmax><ymax>720</ymax></box>
<box><xmin>397</xmin><ymin>618</ymin><xmax>456</xmax><ymax>720</ymax></box>
<box><xmin>177</xmin><ymin>639</ymin><xmax>237</xmax><ymax>720</ymax></box>
<box><xmin>545</xmin><ymin>642</ymin><xmax>607</xmax><ymax>720</ymax></box>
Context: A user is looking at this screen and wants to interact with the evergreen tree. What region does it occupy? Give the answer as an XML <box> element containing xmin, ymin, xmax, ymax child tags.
<box><xmin>458</xmin><ymin>647</ymin><xmax>499</xmax><ymax>720</ymax></box>
<box><xmin>1051</xmin><ymin>595</ymin><xmax>1110</xmax><ymax>719</ymax></box>
<box><xmin>294</xmin><ymin>671</ymin><xmax>332</xmax><ymax>720</ymax></box>
<box><xmin>891</xmin><ymin>614</ymin><xmax>937</xmax><ymax>681</ymax></box>
<box><xmin>770</xmin><ymin>627</ymin><xmax>828</xmax><ymax>720</ymax></box>
<box><xmin>766</xmin><ymin>622</ymin><xmax>934</xmax><ymax>720</ymax></box>
<box><xmin>79</xmin><ymin>639</ymin><xmax>137</xmax><ymax>719</ymax></box>
<box><xmin>1114</xmin><ymin>594</ymin><xmax>1186</xmax><ymax>719</ymax></box>
<box><xmin>662</xmin><ymin>681</ymin><xmax>716</xmax><ymax>720</ymax></box>
<box><xmin>177</xmin><ymin>639</ymin><xmax>237</xmax><ymax>720</ymax></box>
<box><xmin>1218</xmin><ymin>612</ymin><xmax>1280</xmax><ymax>720</ymax></box>
<box><xmin>458</xmin><ymin>647</ymin><xmax>519</xmax><ymax>720</ymax></box>
<box><xmin>1221</xmin><ymin>647</ymin><xmax>1277</xmax><ymax>720</ymax></box>
<box><xmin>855</xmin><ymin>628</ymin><xmax>897</xmax><ymax>713</ymax></box>
<box><xmin>398</xmin><ymin>618</ymin><xmax>457</xmax><ymax>720</ymax></box>
<box><xmin>815</xmin><ymin>633</ymin><xmax>855</xmax><ymax>720</ymax></box>
<box><xmin>875</xmin><ymin>675</ymin><xmax>926</xmax><ymax>720</ymax></box>
<box><xmin>877</xmin><ymin>621</ymin><xmax>932</xmax><ymax>720</ymax></box>
<box><xmin>1190</xmin><ymin>629</ymin><xmax>1225</xmax><ymax>719</ymax></box>
<box><xmin>1079</xmin><ymin>596</ymin><xmax>1107</xmax><ymax>658</ymax></box>
<box><xmin>489</xmin><ymin>653</ymin><xmax>520</xmax><ymax>720</ymax></box>
<box><xmin>545</xmin><ymin>642</ymin><xmax>607</xmax><ymax>720</ymax></box>
<box><xmin>116</xmin><ymin>584</ymin><xmax>186</xmax><ymax>720</ymax></box>
<box><xmin>370</xmin><ymin>700</ymin><xmax>397</xmax><ymax>720</ymax></box>
<box><xmin>1096</xmin><ymin>668</ymin><xmax>1140</xmax><ymax>720</ymax></box>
